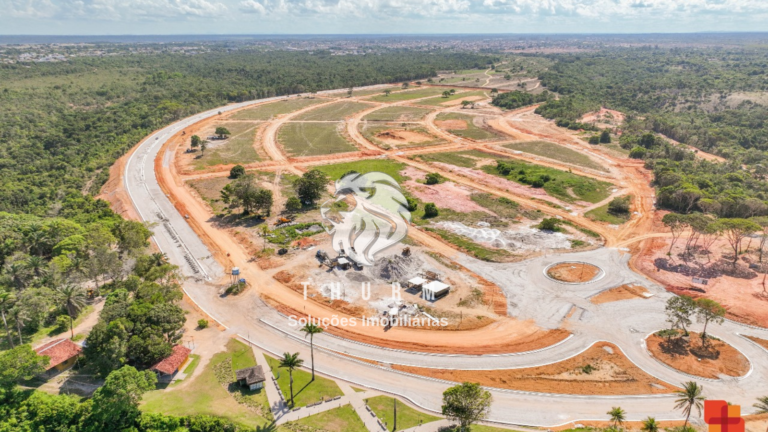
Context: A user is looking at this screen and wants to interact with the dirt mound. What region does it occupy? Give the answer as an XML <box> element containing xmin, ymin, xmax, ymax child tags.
<box><xmin>368</xmin><ymin>254</ymin><xmax>424</xmax><ymax>282</ymax></box>
<box><xmin>591</xmin><ymin>284</ymin><xmax>650</xmax><ymax>304</ymax></box>
<box><xmin>375</xmin><ymin>129</ymin><xmax>435</xmax><ymax>146</ymax></box>
<box><xmin>393</xmin><ymin>342</ymin><xmax>678</xmax><ymax>395</ymax></box>
<box><xmin>646</xmin><ymin>332</ymin><xmax>750</xmax><ymax>379</ymax></box>
<box><xmin>547</xmin><ymin>263</ymin><xmax>601</xmax><ymax>283</ymax></box>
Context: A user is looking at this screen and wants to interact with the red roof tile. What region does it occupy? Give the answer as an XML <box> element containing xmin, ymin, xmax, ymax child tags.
<box><xmin>34</xmin><ymin>339</ymin><xmax>82</xmax><ymax>370</ymax></box>
<box><xmin>150</xmin><ymin>345</ymin><xmax>191</xmax><ymax>375</ymax></box>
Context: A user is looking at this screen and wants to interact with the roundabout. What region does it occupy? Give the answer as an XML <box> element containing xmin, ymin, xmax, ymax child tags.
<box><xmin>545</xmin><ymin>262</ymin><xmax>605</xmax><ymax>284</ymax></box>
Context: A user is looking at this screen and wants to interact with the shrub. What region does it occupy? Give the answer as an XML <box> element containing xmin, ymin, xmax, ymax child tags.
<box><xmin>284</xmin><ymin>196</ymin><xmax>302</xmax><ymax>213</ymax></box>
<box><xmin>225</xmin><ymin>282</ymin><xmax>246</xmax><ymax>295</ymax></box>
<box><xmin>197</xmin><ymin>319</ymin><xmax>209</xmax><ymax>329</ymax></box>
<box><xmin>425</xmin><ymin>173</ymin><xmax>443</xmax><ymax>185</ymax></box>
<box><xmin>600</xmin><ymin>130</ymin><xmax>612</xmax><ymax>143</ymax></box>
<box><xmin>424</xmin><ymin>203</ymin><xmax>439</xmax><ymax>218</ymax></box>
<box><xmin>405</xmin><ymin>197</ymin><xmax>419</xmax><ymax>212</ymax></box>
<box><xmin>536</xmin><ymin>217</ymin><xmax>563</xmax><ymax>232</ymax></box>
<box><xmin>629</xmin><ymin>146</ymin><xmax>647</xmax><ymax>159</ymax></box>
<box><xmin>588</xmin><ymin>135</ymin><xmax>600</xmax><ymax>144</ymax></box>
<box><xmin>54</xmin><ymin>315</ymin><xmax>70</xmax><ymax>334</ymax></box>
<box><xmin>608</xmin><ymin>196</ymin><xmax>631</xmax><ymax>215</ymax></box>
<box><xmin>229</xmin><ymin>165</ymin><xmax>246</xmax><ymax>179</ymax></box>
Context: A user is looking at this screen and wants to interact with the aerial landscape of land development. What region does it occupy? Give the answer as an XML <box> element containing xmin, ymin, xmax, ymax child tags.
<box><xmin>4</xmin><ymin>7</ymin><xmax>768</xmax><ymax>432</ymax></box>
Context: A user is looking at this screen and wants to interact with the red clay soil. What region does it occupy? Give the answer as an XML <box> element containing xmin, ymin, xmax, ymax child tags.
<box><xmin>746</xmin><ymin>335</ymin><xmax>768</xmax><ymax>352</ymax></box>
<box><xmin>591</xmin><ymin>284</ymin><xmax>650</xmax><ymax>304</ymax></box>
<box><xmin>393</xmin><ymin>342</ymin><xmax>679</xmax><ymax>395</ymax></box>
<box><xmin>264</xmin><ymin>296</ymin><xmax>569</xmax><ymax>355</ymax></box>
<box><xmin>547</xmin><ymin>263</ymin><xmax>600</xmax><ymax>283</ymax></box>
<box><xmin>646</xmin><ymin>332</ymin><xmax>751</xmax><ymax>379</ymax></box>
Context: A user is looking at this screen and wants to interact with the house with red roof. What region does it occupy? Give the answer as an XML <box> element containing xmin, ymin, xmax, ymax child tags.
<box><xmin>34</xmin><ymin>339</ymin><xmax>83</xmax><ymax>373</ymax></box>
<box><xmin>150</xmin><ymin>345</ymin><xmax>191</xmax><ymax>378</ymax></box>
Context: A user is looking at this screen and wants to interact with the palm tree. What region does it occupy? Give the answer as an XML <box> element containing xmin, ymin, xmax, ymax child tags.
<box><xmin>301</xmin><ymin>323</ymin><xmax>324</xmax><ymax>381</ymax></box>
<box><xmin>9</xmin><ymin>306</ymin><xmax>28</xmax><ymax>345</ymax></box>
<box><xmin>26</xmin><ymin>256</ymin><xmax>48</xmax><ymax>278</ymax></box>
<box><xmin>0</xmin><ymin>289</ymin><xmax>17</xmax><ymax>348</ymax></box>
<box><xmin>55</xmin><ymin>285</ymin><xmax>88</xmax><ymax>339</ymax></box>
<box><xmin>641</xmin><ymin>417</ymin><xmax>659</xmax><ymax>432</ymax></box>
<box><xmin>149</xmin><ymin>253</ymin><xmax>169</xmax><ymax>267</ymax></box>
<box><xmin>608</xmin><ymin>407</ymin><xmax>626</xmax><ymax>430</ymax></box>
<box><xmin>754</xmin><ymin>397</ymin><xmax>768</xmax><ymax>432</ymax></box>
<box><xmin>675</xmin><ymin>381</ymin><xmax>705</xmax><ymax>427</ymax></box>
<box><xmin>278</xmin><ymin>352</ymin><xmax>304</xmax><ymax>407</ymax></box>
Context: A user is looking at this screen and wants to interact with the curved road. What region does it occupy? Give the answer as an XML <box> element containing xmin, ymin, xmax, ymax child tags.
<box><xmin>123</xmin><ymin>90</ymin><xmax>768</xmax><ymax>428</ymax></box>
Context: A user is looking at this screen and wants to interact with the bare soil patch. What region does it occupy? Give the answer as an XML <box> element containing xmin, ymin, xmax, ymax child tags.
<box><xmin>404</xmin><ymin>180</ymin><xmax>494</xmax><ymax>215</ymax></box>
<box><xmin>547</xmin><ymin>263</ymin><xmax>600</xmax><ymax>283</ymax></box>
<box><xmin>646</xmin><ymin>332</ymin><xmax>750</xmax><ymax>379</ymax></box>
<box><xmin>441</xmin><ymin>96</ymin><xmax>484</xmax><ymax>107</ymax></box>
<box><xmin>435</xmin><ymin>119</ymin><xmax>467</xmax><ymax>130</ymax></box>
<box><xmin>745</xmin><ymin>335</ymin><xmax>768</xmax><ymax>352</ymax></box>
<box><xmin>591</xmin><ymin>284</ymin><xmax>650</xmax><ymax>304</ymax></box>
<box><xmin>375</xmin><ymin>129</ymin><xmax>434</xmax><ymax>146</ymax></box>
<box><xmin>393</xmin><ymin>342</ymin><xmax>678</xmax><ymax>395</ymax></box>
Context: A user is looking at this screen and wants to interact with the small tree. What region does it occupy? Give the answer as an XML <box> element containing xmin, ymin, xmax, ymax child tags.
<box><xmin>695</xmin><ymin>298</ymin><xmax>726</xmax><ymax>347</ymax></box>
<box><xmin>674</xmin><ymin>381</ymin><xmax>705</xmax><ymax>428</ymax></box>
<box><xmin>442</xmin><ymin>90</ymin><xmax>451</xmax><ymax>98</ymax></box>
<box><xmin>200</xmin><ymin>140</ymin><xmax>208</xmax><ymax>156</ymax></box>
<box><xmin>405</xmin><ymin>197</ymin><xmax>418</xmax><ymax>212</ymax></box>
<box><xmin>293</xmin><ymin>169</ymin><xmax>329</xmax><ymax>206</ymax></box>
<box><xmin>425</xmin><ymin>173</ymin><xmax>442</xmax><ymax>185</ymax></box>
<box><xmin>285</xmin><ymin>196</ymin><xmax>302</xmax><ymax>213</ymax></box>
<box><xmin>641</xmin><ymin>417</ymin><xmax>659</xmax><ymax>432</ymax></box>
<box><xmin>300</xmin><ymin>323</ymin><xmax>324</xmax><ymax>381</ymax></box>
<box><xmin>589</xmin><ymin>135</ymin><xmax>600</xmax><ymax>145</ymax></box>
<box><xmin>278</xmin><ymin>352</ymin><xmax>304</xmax><ymax>407</ymax></box>
<box><xmin>712</xmin><ymin>218</ymin><xmax>761</xmax><ymax>264</ymax></box>
<box><xmin>608</xmin><ymin>196</ymin><xmax>631</xmax><ymax>215</ymax></box>
<box><xmin>215</xmin><ymin>127</ymin><xmax>231</xmax><ymax>139</ymax></box>
<box><xmin>537</xmin><ymin>218</ymin><xmax>562</xmax><ymax>232</ymax></box>
<box><xmin>384</xmin><ymin>89</ymin><xmax>391</xmax><ymax>96</ymax></box>
<box><xmin>190</xmin><ymin>135</ymin><xmax>201</xmax><ymax>149</ymax></box>
<box><xmin>665</xmin><ymin>295</ymin><xmax>696</xmax><ymax>336</ymax></box>
<box><xmin>88</xmin><ymin>366</ymin><xmax>157</xmax><ymax>431</ymax></box>
<box><xmin>0</xmin><ymin>344</ymin><xmax>48</xmax><ymax>394</ymax></box>
<box><xmin>608</xmin><ymin>406</ymin><xmax>626</xmax><ymax>430</ymax></box>
<box><xmin>441</xmin><ymin>382</ymin><xmax>492</xmax><ymax>432</ymax></box>
<box><xmin>197</xmin><ymin>319</ymin><xmax>209</xmax><ymax>329</ymax></box>
<box><xmin>423</xmin><ymin>203</ymin><xmax>439</xmax><ymax>218</ymax></box>
<box><xmin>229</xmin><ymin>165</ymin><xmax>246</xmax><ymax>179</ymax></box>
<box><xmin>600</xmin><ymin>129</ymin><xmax>612</xmax><ymax>143</ymax></box>
<box><xmin>461</xmin><ymin>100</ymin><xmax>471</xmax><ymax>109</ymax></box>
<box><xmin>662</xmin><ymin>213</ymin><xmax>688</xmax><ymax>255</ymax></box>
<box><xmin>401</xmin><ymin>82</ymin><xmax>409</xmax><ymax>89</ymax></box>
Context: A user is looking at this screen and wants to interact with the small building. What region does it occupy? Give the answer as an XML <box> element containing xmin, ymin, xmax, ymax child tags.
<box><xmin>150</xmin><ymin>345</ymin><xmax>191</xmax><ymax>378</ymax></box>
<box><xmin>235</xmin><ymin>365</ymin><xmax>266</xmax><ymax>391</ymax></box>
<box><xmin>422</xmin><ymin>281</ymin><xmax>451</xmax><ymax>301</ymax></box>
<box><xmin>34</xmin><ymin>339</ymin><xmax>82</xmax><ymax>373</ymax></box>
<box><xmin>337</xmin><ymin>257</ymin><xmax>351</xmax><ymax>270</ymax></box>
<box><xmin>407</xmin><ymin>277</ymin><xmax>427</xmax><ymax>289</ymax></box>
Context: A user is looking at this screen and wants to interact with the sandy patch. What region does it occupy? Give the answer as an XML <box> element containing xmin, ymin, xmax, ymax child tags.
<box><xmin>393</xmin><ymin>342</ymin><xmax>678</xmax><ymax>395</ymax></box>
<box><xmin>375</xmin><ymin>129</ymin><xmax>434</xmax><ymax>146</ymax></box>
<box><xmin>591</xmin><ymin>284</ymin><xmax>650</xmax><ymax>304</ymax></box>
<box><xmin>435</xmin><ymin>119</ymin><xmax>467</xmax><ymax>130</ymax></box>
<box><xmin>441</xmin><ymin>96</ymin><xmax>485</xmax><ymax>107</ymax></box>
<box><xmin>746</xmin><ymin>335</ymin><xmax>768</xmax><ymax>351</ymax></box>
<box><xmin>404</xmin><ymin>180</ymin><xmax>494</xmax><ymax>215</ymax></box>
<box><xmin>547</xmin><ymin>263</ymin><xmax>601</xmax><ymax>283</ymax></box>
<box><xmin>646</xmin><ymin>332</ymin><xmax>750</xmax><ymax>379</ymax></box>
<box><xmin>579</xmin><ymin>108</ymin><xmax>626</xmax><ymax>126</ymax></box>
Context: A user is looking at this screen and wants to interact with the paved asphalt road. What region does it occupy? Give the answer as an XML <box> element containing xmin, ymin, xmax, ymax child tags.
<box><xmin>123</xmin><ymin>89</ymin><xmax>768</xmax><ymax>428</ymax></box>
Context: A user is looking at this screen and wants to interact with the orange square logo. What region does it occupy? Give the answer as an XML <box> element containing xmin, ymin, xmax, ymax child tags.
<box><xmin>705</xmin><ymin>400</ymin><xmax>745</xmax><ymax>432</ymax></box>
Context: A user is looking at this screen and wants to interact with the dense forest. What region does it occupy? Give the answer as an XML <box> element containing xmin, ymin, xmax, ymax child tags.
<box><xmin>0</xmin><ymin>49</ymin><xmax>493</xmax><ymax>214</ymax></box>
<box><xmin>533</xmin><ymin>47</ymin><xmax>768</xmax><ymax>218</ymax></box>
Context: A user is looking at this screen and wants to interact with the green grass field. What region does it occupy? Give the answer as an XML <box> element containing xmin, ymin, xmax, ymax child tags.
<box><xmin>362</xmin><ymin>106</ymin><xmax>433</xmax><ymax>122</ymax></box>
<box><xmin>141</xmin><ymin>340</ymin><xmax>273</xmax><ymax>430</ymax></box>
<box><xmin>294</xmin><ymin>100</ymin><xmax>373</xmax><ymax>121</ymax></box>
<box><xmin>264</xmin><ymin>354</ymin><xmax>343</xmax><ymax>407</ymax></box>
<box><xmin>425</xmin><ymin>227</ymin><xmax>514</xmax><ymax>262</ymax></box>
<box><xmin>416</xmin><ymin>149</ymin><xmax>495</xmax><ymax>168</ymax></box>
<box><xmin>288</xmin><ymin>404</ymin><xmax>367</xmax><ymax>432</ymax></box>
<box><xmin>194</xmin><ymin>122</ymin><xmax>260</xmax><ymax>169</ymax></box>
<box><xmin>585</xmin><ymin>197</ymin><xmax>631</xmax><ymax>224</ymax></box>
<box><xmin>365</xmin><ymin>396</ymin><xmax>441</xmax><ymax>430</ymax></box>
<box><xmin>278</xmin><ymin>122</ymin><xmax>358</xmax><ymax>157</ymax></box>
<box><xmin>503</xmin><ymin>141</ymin><xmax>608</xmax><ymax>172</ymax></box>
<box><xmin>314</xmin><ymin>159</ymin><xmax>408</xmax><ymax>182</ymax></box>
<box><xmin>417</xmin><ymin>90</ymin><xmax>489</xmax><ymax>106</ymax></box>
<box><xmin>434</xmin><ymin>112</ymin><xmax>502</xmax><ymax>141</ymax></box>
<box><xmin>366</xmin><ymin>87</ymin><xmax>448</xmax><ymax>102</ymax></box>
<box><xmin>229</xmin><ymin>97</ymin><xmax>324</xmax><ymax>120</ymax></box>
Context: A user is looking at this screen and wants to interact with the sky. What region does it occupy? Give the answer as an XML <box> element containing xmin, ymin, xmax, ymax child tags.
<box><xmin>1</xmin><ymin>0</ymin><xmax>768</xmax><ymax>35</ymax></box>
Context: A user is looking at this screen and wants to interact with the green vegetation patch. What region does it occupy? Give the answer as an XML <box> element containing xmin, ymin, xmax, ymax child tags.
<box><xmin>295</xmin><ymin>100</ymin><xmax>374</xmax><ymax>121</ymax></box>
<box><xmin>267</xmin><ymin>222</ymin><xmax>325</xmax><ymax>245</ymax></box>
<box><xmin>229</xmin><ymin>97</ymin><xmax>325</xmax><ymax>120</ymax></box>
<box><xmin>417</xmin><ymin>149</ymin><xmax>499</xmax><ymax>168</ymax></box>
<box><xmin>367</xmin><ymin>87</ymin><xmax>448</xmax><ymax>102</ymax></box>
<box><xmin>417</xmin><ymin>90</ymin><xmax>489</xmax><ymax>106</ymax></box>
<box><xmin>264</xmin><ymin>354</ymin><xmax>343</xmax><ymax>407</ymax></box>
<box><xmin>278</xmin><ymin>122</ymin><xmax>358</xmax><ymax>157</ymax></box>
<box><xmin>585</xmin><ymin>196</ymin><xmax>632</xmax><ymax>224</ymax></box>
<box><xmin>315</xmin><ymin>159</ymin><xmax>408</xmax><ymax>182</ymax></box>
<box><xmin>486</xmin><ymin>160</ymin><xmax>612</xmax><ymax>204</ymax></box>
<box><xmin>194</xmin><ymin>123</ymin><xmax>261</xmax><ymax>169</ymax></box>
<box><xmin>141</xmin><ymin>340</ymin><xmax>272</xmax><ymax>429</ymax></box>
<box><xmin>503</xmin><ymin>141</ymin><xmax>607</xmax><ymax>172</ymax></box>
<box><xmin>434</xmin><ymin>112</ymin><xmax>502</xmax><ymax>141</ymax></box>
<box><xmin>363</xmin><ymin>106</ymin><xmax>433</xmax><ymax>122</ymax></box>
<box><xmin>425</xmin><ymin>227</ymin><xmax>514</xmax><ymax>262</ymax></box>
<box><xmin>288</xmin><ymin>404</ymin><xmax>367</xmax><ymax>432</ymax></box>
<box><xmin>365</xmin><ymin>396</ymin><xmax>441</xmax><ymax>430</ymax></box>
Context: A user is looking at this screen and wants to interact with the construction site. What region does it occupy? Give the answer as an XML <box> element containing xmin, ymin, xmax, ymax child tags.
<box><xmin>102</xmin><ymin>68</ymin><xmax>768</xmax><ymax>428</ymax></box>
